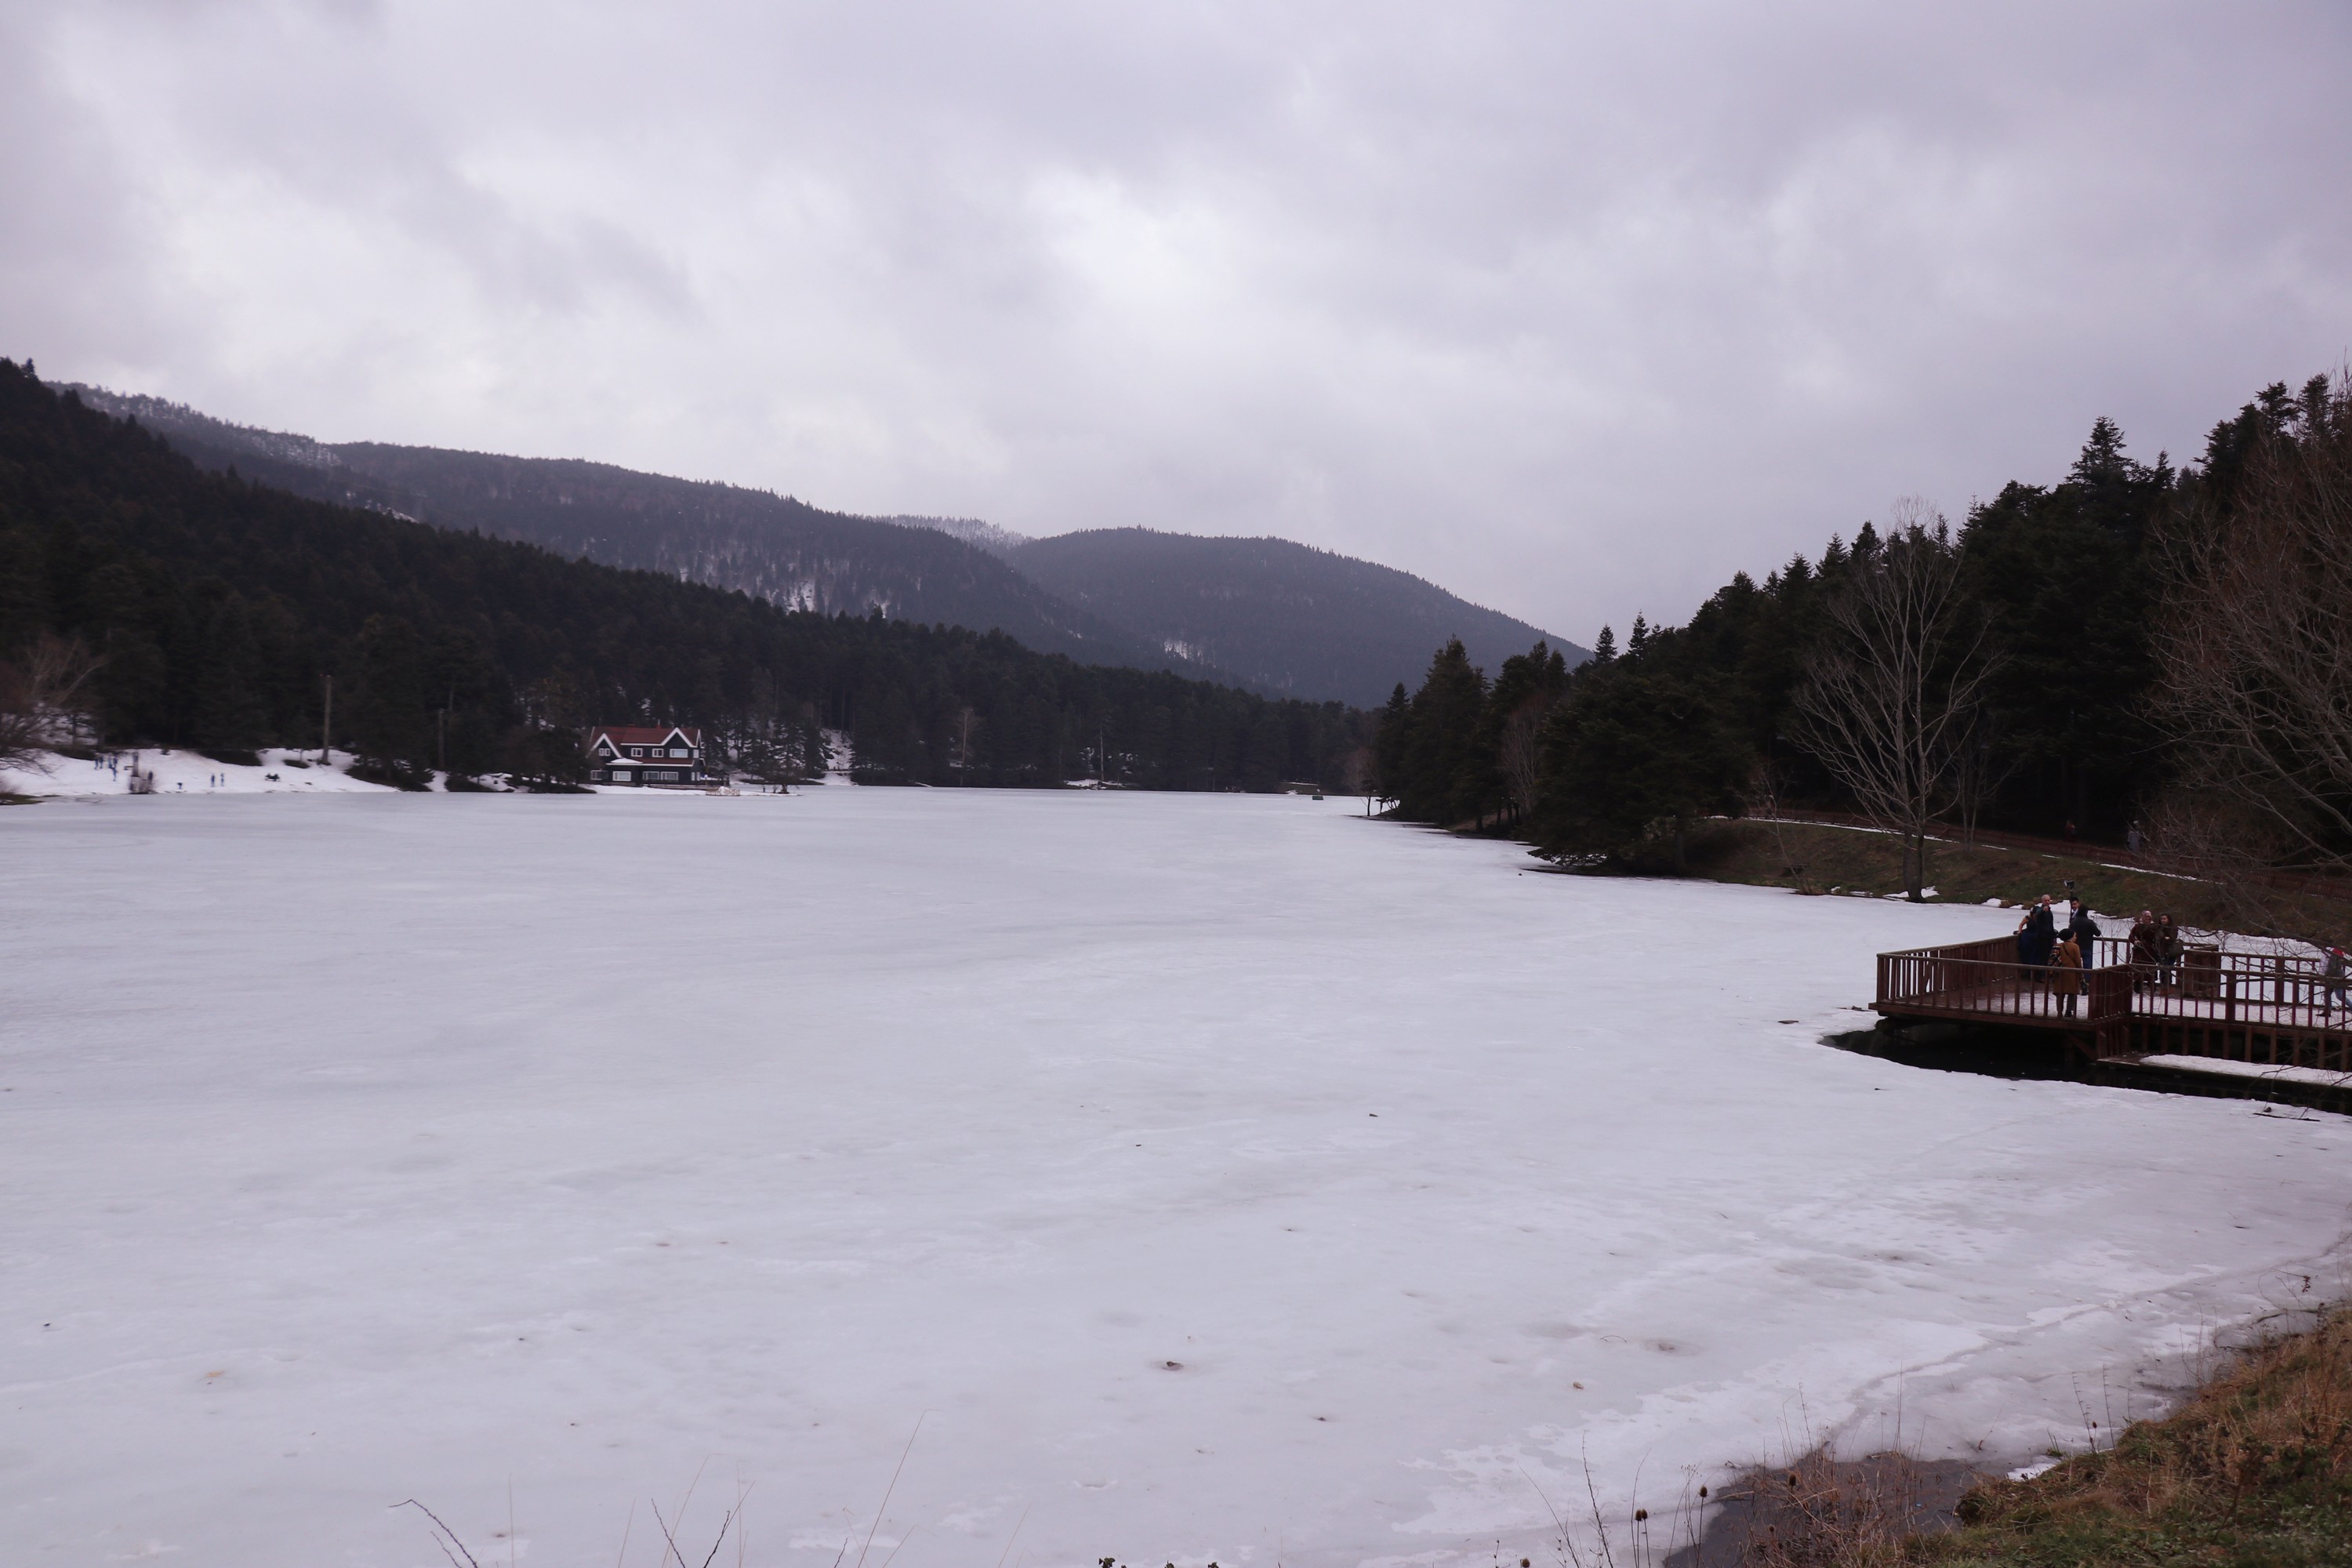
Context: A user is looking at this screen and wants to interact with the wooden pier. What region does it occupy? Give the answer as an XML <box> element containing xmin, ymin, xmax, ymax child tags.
<box><xmin>1874</xmin><ymin>934</ymin><xmax>2352</xmax><ymax>1071</ymax></box>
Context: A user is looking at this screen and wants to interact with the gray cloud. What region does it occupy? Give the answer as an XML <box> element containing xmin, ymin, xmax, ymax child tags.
<box><xmin>8</xmin><ymin>1</ymin><xmax>2349</xmax><ymax>643</ymax></box>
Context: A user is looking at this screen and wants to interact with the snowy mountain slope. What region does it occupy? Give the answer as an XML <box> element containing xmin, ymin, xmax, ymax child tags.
<box><xmin>878</xmin><ymin>513</ymin><xmax>1033</xmax><ymax>557</ymax></box>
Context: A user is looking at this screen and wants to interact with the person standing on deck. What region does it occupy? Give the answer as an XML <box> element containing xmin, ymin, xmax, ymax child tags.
<box><xmin>2129</xmin><ymin>910</ymin><xmax>2160</xmax><ymax>991</ymax></box>
<box><xmin>2067</xmin><ymin>899</ymin><xmax>2100</xmax><ymax>967</ymax></box>
<box><xmin>2052</xmin><ymin>930</ymin><xmax>2085</xmax><ymax>1017</ymax></box>
<box><xmin>2154</xmin><ymin>914</ymin><xmax>2183</xmax><ymax>989</ymax></box>
<box><xmin>2325</xmin><ymin>946</ymin><xmax>2349</xmax><ymax>1018</ymax></box>
<box><xmin>2020</xmin><ymin>896</ymin><xmax>2058</xmax><ymax>978</ymax></box>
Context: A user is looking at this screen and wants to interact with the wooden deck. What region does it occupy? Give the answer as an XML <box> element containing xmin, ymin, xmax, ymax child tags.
<box><xmin>1875</xmin><ymin>934</ymin><xmax>2352</xmax><ymax>1068</ymax></box>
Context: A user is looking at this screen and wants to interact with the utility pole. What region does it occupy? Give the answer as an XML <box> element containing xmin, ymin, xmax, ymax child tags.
<box><xmin>321</xmin><ymin>673</ymin><xmax>332</xmax><ymax>765</ymax></box>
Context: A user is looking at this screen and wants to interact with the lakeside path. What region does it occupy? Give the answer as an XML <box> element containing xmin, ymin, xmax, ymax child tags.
<box><xmin>3</xmin><ymin>789</ymin><xmax>2346</xmax><ymax>1566</ymax></box>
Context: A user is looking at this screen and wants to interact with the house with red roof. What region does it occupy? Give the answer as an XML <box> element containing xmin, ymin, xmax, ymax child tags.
<box><xmin>583</xmin><ymin>724</ymin><xmax>713</xmax><ymax>786</ymax></box>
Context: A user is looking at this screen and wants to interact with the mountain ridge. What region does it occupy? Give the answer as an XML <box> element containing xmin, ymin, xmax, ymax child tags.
<box><xmin>1011</xmin><ymin>527</ymin><xmax>1583</xmax><ymax>709</ymax></box>
<box><xmin>63</xmin><ymin>387</ymin><xmax>1196</xmax><ymax>678</ymax></box>
<box><xmin>65</xmin><ymin>385</ymin><xmax>1579</xmax><ymax>706</ymax></box>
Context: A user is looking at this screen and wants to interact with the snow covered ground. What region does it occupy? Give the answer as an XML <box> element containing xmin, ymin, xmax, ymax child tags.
<box><xmin>4</xmin><ymin>790</ymin><xmax>2347</xmax><ymax>1568</ymax></box>
<box><xmin>2</xmin><ymin>746</ymin><xmax>397</xmax><ymax>797</ymax></box>
<box><xmin>2143</xmin><ymin>1054</ymin><xmax>2352</xmax><ymax>1090</ymax></box>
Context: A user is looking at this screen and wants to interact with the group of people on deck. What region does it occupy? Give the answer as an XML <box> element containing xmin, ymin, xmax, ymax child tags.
<box><xmin>2126</xmin><ymin>910</ymin><xmax>2189</xmax><ymax>989</ymax></box>
<box><xmin>2013</xmin><ymin>898</ymin><xmax>2350</xmax><ymax>1019</ymax></box>
<box><xmin>2013</xmin><ymin>895</ymin><xmax>2104</xmax><ymax>1016</ymax></box>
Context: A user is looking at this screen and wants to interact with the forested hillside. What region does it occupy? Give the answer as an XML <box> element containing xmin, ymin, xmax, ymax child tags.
<box><xmin>65</xmin><ymin>388</ymin><xmax>1192</xmax><ymax>678</ymax></box>
<box><xmin>69</xmin><ymin>388</ymin><xmax>1581</xmax><ymax>709</ymax></box>
<box><xmin>1011</xmin><ymin>528</ymin><xmax>1582</xmax><ymax>708</ymax></box>
<box><xmin>1377</xmin><ymin>374</ymin><xmax>2351</xmax><ymax>887</ymax></box>
<box><xmin>0</xmin><ymin>365</ymin><xmax>1365</xmax><ymax>790</ymax></box>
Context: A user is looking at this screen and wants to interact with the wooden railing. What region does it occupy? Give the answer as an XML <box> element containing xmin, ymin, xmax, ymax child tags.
<box><xmin>1879</xmin><ymin>937</ymin><xmax>2349</xmax><ymax>1037</ymax></box>
<box><xmin>1876</xmin><ymin>944</ymin><xmax>2133</xmax><ymax>1029</ymax></box>
<box><xmin>2131</xmin><ymin>953</ymin><xmax>2352</xmax><ymax>1033</ymax></box>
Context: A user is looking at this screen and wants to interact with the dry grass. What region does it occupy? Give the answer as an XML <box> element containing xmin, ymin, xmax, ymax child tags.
<box><xmin>1703</xmin><ymin>1452</ymin><xmax>1973</xmax><ymax>1568</ymax></box>
<box><xmin>1655</xmin><ymin>820</ymin><xmax>2352</xmax><ymax>941</ymax></box>
<box><xmin>1681</xmin><ymin>1312</ymin><xmax>2352</xmax><ymax>1568</ymax></box>
<box><xmin>1926</xmin><ymin>1311</ymin><xmax>2352</xmax><ymax>1567</ymax></box>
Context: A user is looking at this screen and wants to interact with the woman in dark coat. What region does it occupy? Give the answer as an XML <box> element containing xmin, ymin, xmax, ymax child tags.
<box><xmin>2020</xmin><ymin>896</ymin><xmax>2058</xmax><ymax>975</ymax></box>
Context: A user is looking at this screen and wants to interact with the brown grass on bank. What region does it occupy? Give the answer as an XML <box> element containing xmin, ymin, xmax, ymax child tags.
<box><xmin>1703</xmin><ymin>1452</ymin><xmax>1961</xmax><ymax>1568</ymax></box>
<box><xmin>1649</xmin><ymin>819</ymin><xmax>2352</xmax><ymax>942</ymax></box>
<box><xmin>1929</xmin><ymin>1309</ymin><xmax>2352</xmax><ymax>1566</ymax></box>
<box><xmin>1682</xmin><ymin>1310</ymin><xmax>2352</xmax><ymax>1568</ymax></box>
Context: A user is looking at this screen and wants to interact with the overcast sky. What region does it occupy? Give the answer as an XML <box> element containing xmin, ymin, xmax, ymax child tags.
<box><xmin>6</xmin><ymin>2</ymin><xmax>2347</xmax><ymax>642</ymax></box>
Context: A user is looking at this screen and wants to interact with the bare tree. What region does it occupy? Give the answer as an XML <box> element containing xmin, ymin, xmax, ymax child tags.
<box><xmin>1338</xmin><ymin>744</ymin><xmax>1380</xmax><ymax>815</ymax></box>
<box><xmin>950</xmin><ymin>705</ymin><xmax>982</xmax><ymax>782</ymax></box>
<box><xmin>0</xmin><ymin>636</ymin><xmax>103</xmax><ymax>773</ymax></box>
<box><xmin>1788</xmin><ymin>501</ymin><xmax>2001</xmax><ymax>901</ymax></box>
<box><xmin>1497</xmin><ymin>699</ymin><xmax>1548</xmax><ymax>823</ymax></box>
<box><xmin>2151</xmin><ymin>374</ymin><xmax>2352</xmax><ymax>909</ymax></box>
<box><xmin>1741</xmin><ymin>760</ymin><xmax>1813</xmax><ymax>894</ymax></box>
<box><xmin>1944</xmin><ymin>703</ymin><xmax>2024</xmax><ymax>848</ymax></box>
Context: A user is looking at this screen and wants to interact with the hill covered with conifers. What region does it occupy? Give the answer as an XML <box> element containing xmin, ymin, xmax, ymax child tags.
<box><xmin>0</xmin><ymin>362</ymin><xmax>1366</xmax><ymax>790</ymax></box>
<box><xmin>65</xmin><ymin>386</ymin><xmax>1580</xmax><ymax>707</ymax></box>
<box><xmin>1009</xmin><ymin>528</ymin><xmax>1581</xmax><ymax>708</ymax></box>
<box><xmin>1374</xmin><ymin>371</ymin><xmax>2347</xmax><ymax>877</ymax></box>
<box><xmin>63</xmin><ymin>386</ymin><xmax>1193</xmax><ymax>680</ymax></box>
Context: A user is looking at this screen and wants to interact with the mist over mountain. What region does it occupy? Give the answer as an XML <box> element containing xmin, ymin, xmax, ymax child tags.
<box><xmin>1011</xmin><ymin>528</ymin><xmax>1584</xmax><ymax>708</ymax></box>
<box><xmin>67</xmin><ymin>388</ymin><xmax>1181</xmax><ymax>676</ymax></box>
<box><xmin>882</xmin><ymin>514</ymin><xmax>1033</xmax><ymax>557</ymax></box>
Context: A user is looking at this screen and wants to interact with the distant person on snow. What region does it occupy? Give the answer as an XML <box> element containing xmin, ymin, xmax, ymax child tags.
<box><xmin>2051</xmin><ymin>931</ymin><xmax>2085</xmax><ymax>1017</ymax></box>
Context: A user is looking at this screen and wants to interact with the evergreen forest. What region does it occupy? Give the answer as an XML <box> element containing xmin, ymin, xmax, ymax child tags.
<box><xmin>1376</xmin><ymin>372</ymin><xmax>2350</xmax><ymax>871</ymax></box>
<box><xmin>0</xmin><ymin>362</ymin><xmax>1366</xmax><ymax>790</ymax></box>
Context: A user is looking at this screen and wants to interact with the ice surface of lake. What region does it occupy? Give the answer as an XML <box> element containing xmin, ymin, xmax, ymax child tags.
<box><xmin>5</xmin><ymin>790</ymin><xmax>2347</xmax><ymax>1567</ymax></box>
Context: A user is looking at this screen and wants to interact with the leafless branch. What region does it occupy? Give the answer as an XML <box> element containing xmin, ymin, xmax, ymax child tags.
<box><xmin>0</xmin><ymin>634</ymin><xmax>103</xmax><ymax>771</ymax></box>
<box><xmin>1788</xmin><ymin>502</ymin><xmax>2001</xmax><ymax>899</ymax></box>
<box><xmin>2151</xmin><ymin>372</ymin><xmax>2352</xmax><ymax>902</ymax></box>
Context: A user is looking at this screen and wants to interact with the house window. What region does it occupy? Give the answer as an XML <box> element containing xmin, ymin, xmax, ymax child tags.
<box><xmin>629</xmin><ymin>746</ymin><xmax>644</xmax><ymax>757</ymax></box>
<box><xmin>669</xmin><ymin>747</ymin><xmax>688</xmax><ymax>757</ymax></box>
<box><xmin>612</xmin><ymin>770</ymin><xmax>633</xmax><ymax>782</ymax></box>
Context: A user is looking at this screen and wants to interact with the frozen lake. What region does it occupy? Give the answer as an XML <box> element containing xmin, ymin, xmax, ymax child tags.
<box><xmin>5</xmin><ymin>789</ymin><xmax>2347</xmax><ymax>1567</ymax></box>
